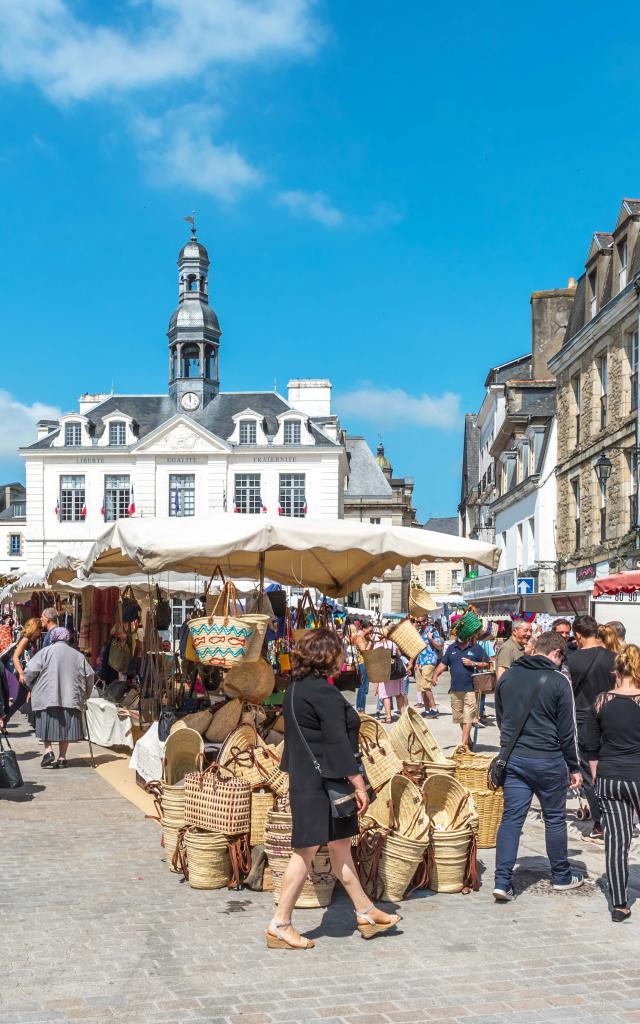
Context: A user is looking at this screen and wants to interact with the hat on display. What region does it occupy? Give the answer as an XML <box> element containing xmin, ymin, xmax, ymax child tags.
<box><xmin>454</xmin><ymin>609</ymin><xmax>483</xmax><ymax>642</ymax></box>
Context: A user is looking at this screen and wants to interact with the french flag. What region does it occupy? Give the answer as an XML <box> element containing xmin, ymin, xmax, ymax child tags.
<box><xmin>233</xmin><ymin>502</ymin><xmax>239</xmax><ymax>513</ymax></box>
<box><xmin>303</xmin><ymin>502</ymin><xmax>308</xmax><ymax>516</ymax></box>
<box><xmin>80</xmin><ymin>504</ymin><xmax>87</xmax><ymax>519</ymax></box>
<box><xmin>260</xmin><ymin>496</ymin><xmax>267</xmax><ymax>513</ymax></box>
<box><xmin>128</xmin><ymin>485</ymin><xmax>136</xmax><ymax>517</ymax></box>
<box><xmin>173</xmin><ymin>487</ymin><xmax>180</xmax><ymax>516</ymax></box>
<box><xmin>54</xmin><ymin>501</ymin><xmax>60</xmax><ymax>518</ymax></box>
<box><xmin>100</xmin><ymin>503</ymin><xmax>105</xmax><ymax>517</ymax></box>
<box><xmin>278</xmin><ymin>504</ymin><xmax>284</xmax><ymax>516</ymax></box>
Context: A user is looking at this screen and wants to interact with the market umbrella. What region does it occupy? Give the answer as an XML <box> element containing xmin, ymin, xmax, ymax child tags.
<box><xmin>81</xmin><ymin>513</ymin><xmax>500</xmax><ymax>599</ymax></box>
<box><xmin>0</xmin><ymin>570</ymin><xmax>50</xmax><ymax>604</ymax></box>
<box><xmin>592</xmin><ymin>571</ymin><xmax>640</xmax><ymax>597</ymax></box>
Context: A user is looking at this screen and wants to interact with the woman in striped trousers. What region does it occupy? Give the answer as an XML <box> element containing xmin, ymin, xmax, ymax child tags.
<box><xmin>584</xmin><ymin>644</ymin><xmax>640</xmax><ymax>922</ymax></box>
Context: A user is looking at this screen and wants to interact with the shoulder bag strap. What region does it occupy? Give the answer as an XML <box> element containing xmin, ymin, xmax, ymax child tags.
<box><xmin>500</xmin><ymin>671</ymin><xmax>551</xmax><ymax>768</ymax></box>
<box><xmin>0</xmin><ymin>729</ymin><xmax>12</xmax><ymax>751</ymax></box>
<box><xmin>288</xmin><ymin>681</ymin><xmax>322</xmax><ymax>775</ymax></box>
<box><xmin>571</xmin><ymin>648</ymin><xmax>601</xmax><ymax>698</ymax></box>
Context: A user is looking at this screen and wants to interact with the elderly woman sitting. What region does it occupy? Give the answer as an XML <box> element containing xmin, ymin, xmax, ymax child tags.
<box><xmin>24</xmin><ymin>628</ymin><xmax>95</xmax><ymax>769</ymax></box>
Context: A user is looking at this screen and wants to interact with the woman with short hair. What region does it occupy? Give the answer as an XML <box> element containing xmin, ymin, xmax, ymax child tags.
<box><xmin>267</xmin><ymin>628</ymin><xmax>401</xmax><ymax>950</ymax></box>
<box><xmin>24</xmin><ymin>627</ymin><xmax>95</xmax><ymax>769</ymax></box>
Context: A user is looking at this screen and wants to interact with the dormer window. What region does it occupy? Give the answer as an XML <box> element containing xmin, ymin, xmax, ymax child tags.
<box><xmin>64</xmin><ymin>423</ymin><xmax>82</xmax><ymax>447</ymax></box>
<box><xmin>284</xmin><ymin>419</ymin><xmax>301</xmax><ymax>445</ymax></box>
<box><xmin>239</xmin><ymin>420</ymin><xmax>257</xmax><ymax>445</ymax></box>
<box><xmin>618</xmin><ymin>238</ymin><xmax>628</xmax><ymax>290</ymax></box>
<box><xmin>589</xmin><ymin>270</ymin><xmax>598</xmax><ymax>319</ymax></box>
<box><xmin>109</xmin><ymin>421</ymin><xmax>127</xmax><ymax>446</ymax></box>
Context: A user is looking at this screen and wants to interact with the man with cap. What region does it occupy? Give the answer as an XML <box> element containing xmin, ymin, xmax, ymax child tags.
<box><xmin>433</xmin><ymin>610</ymin><xmax>490</xmax><ymax>748</ymax></box>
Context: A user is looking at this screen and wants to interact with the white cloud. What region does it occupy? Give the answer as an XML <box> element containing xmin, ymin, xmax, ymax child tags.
<box><xmin>335</xmin><ymin>387</ymin><xmax>461</xmax><ymax>430</ymax></box>
<box><xmin>276</xmin><ymin>189</ymin><xmax>345</xmax><ymax>227</ymax></box>
<box><xmin>135</xmin><ymin>105</ymin><xmax>263</xmax><ymax>202</ymax></box>
<box><xmin>0</xmin><ymin>0</ymin><xmax>321</xmax><ymax>102</ymax></box>
<box><xmin>0</xmin><ymin>390</ymin><xmax>61</xmax><ymax>461</ymax></box>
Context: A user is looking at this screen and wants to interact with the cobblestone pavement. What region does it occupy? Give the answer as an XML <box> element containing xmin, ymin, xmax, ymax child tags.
<box><xmin>2</xmin><ymin>687</ymin><xmax>639</xmax><ymax>1024</ymax></box>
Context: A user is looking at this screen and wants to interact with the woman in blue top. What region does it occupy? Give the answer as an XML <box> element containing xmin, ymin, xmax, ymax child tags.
<box><xmin>433</xmin><ymin>610</ymin><xmax>490</xmax><ymax>748</ymax></box>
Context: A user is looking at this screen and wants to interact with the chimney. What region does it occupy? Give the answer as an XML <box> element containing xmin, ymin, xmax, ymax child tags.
<box><xmin>287</xmin><ymin>379</ymin><xmax>332</xmax><ymax>417</ymax></box>
<box><xmin>36</xmin><ymin>419</ymin><xmax>59</xmax><ymax>441</ymax></box>
<box><xmin>530</xmin><ymin>282</ymin><xmax>577</xmax><ymax>380</ymax></box>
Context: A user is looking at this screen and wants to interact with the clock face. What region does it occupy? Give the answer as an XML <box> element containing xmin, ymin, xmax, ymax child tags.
<box><xmin>181</xmin><ymin>391</ymin><xmax>200</xmax><ymax>411</ymax></box>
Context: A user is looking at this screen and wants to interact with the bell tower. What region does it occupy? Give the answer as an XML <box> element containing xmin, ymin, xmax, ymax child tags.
<box><xmin>168</xmin><ymin>223</ymin><xmax>221</xmax><ymax>412</ymax></box>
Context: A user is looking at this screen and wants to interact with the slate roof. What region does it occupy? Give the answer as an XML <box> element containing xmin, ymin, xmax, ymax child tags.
<box><xmin>624</xmin><ymin>199</ymin><xmax>640</xmax><ymax>216</ymax></box>
<box><xmin>22</xmin><ymin>391</ymin><xmax>339</xmax><ymax>450</ymax></box>
<box><xmin>593</xmin><ymin>232</ymin><xmax>613</xmax><ymax>250</ymax></box>
<box><xmin>563</xmin><ymin>273</ymin><xmax>586</xmax><ymax>345</ymax></box>
<box><xmin>0</xmin><ymin>504</ymin><xmax>26</xmax><ymax>521</ymax></box>
<box><xmin>484</xmin><ymin>354</ymin><xmax>531</xmax><ymax>387</ymax></box>
<box><xmin>424</xmin><ymin>516</ymin><xmax>459</xmax><ymax>536</ymax></box>
<box><xmin>344</xmin><ymin>436</ymin><xmax>393</xmax><ymax>498</ymax></box>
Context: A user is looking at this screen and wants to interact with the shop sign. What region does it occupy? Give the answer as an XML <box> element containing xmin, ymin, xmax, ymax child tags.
<box><xmin>594</xmin><ymin>591</ymin><xmax>640</xmax><ymax>604</ymax></box>
<box><xmin>576</xmin><ymin>564</ymin><xmax>597</xmax><ymax>582</ymax></box>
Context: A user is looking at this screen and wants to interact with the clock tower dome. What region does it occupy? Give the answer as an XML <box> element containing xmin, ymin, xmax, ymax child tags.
<box><xmin>168</xmin><ymin>224</ymin><xmax>221</xmax><ymax>411</ymax></box>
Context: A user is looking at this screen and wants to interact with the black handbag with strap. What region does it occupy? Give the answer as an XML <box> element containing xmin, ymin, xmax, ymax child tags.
<box><xmin>487</xmin><ymin>671</ymin><xmax>551</xmax><ymax>791</ymax></box>
<box><xmin>0</xmin><ymin>730</ymin><xmax>23</xmax><ymax>790</ymax></box>
<box><xmin>289</xmin><ymin>681</ymin><xmax>375</xmax><ymax>818</ymax></box>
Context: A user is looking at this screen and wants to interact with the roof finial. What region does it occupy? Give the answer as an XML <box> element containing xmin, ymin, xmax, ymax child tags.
<box><xmin>183</xmin><ymin>211</ymin><xmax>197</xmax><ymax>238</ymax></box>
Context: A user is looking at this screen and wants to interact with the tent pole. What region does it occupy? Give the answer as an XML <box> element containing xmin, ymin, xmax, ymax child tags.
<box><xmin>259</xmin><ymin>551</ymin><xmax>265</xmax><ymax>594</ymax></box>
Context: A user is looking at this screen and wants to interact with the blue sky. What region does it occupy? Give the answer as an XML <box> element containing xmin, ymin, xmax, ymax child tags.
<box><xmin>0</xmin><ymin>1</ymin><xmax>638</xmax><ymax>519</ymax></box>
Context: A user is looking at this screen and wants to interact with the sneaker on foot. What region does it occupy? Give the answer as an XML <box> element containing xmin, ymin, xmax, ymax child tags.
<box><xmin>552</xmin><ymin>875</ymin><xmax>585</xmax><ymax>891</ymax></box>
<box><xmin>493</xmin><ymin>887</ymin><xmax>514</xmax><ymax>902</ymax></box>
<box><xmin>584</xmin><ymin>827</ymin><xmax>605</xmax><ymax>844</ymax></box>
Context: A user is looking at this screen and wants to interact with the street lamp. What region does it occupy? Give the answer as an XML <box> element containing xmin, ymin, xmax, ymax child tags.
<box><xmin>594</xmin><ymin>452</ymin><xmax>613</xmax><ymax>489</ymax></box>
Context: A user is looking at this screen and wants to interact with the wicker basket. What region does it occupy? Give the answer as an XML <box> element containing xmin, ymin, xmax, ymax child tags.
<box><xmin>240</xmin><ymin>613</ymin><xmax>271</xmax><ymax>662</ymax></box>
<box><xmin>423</xmin><ymin>759</ymin><xmax>457</xmax><ymax>781</ymax></box>
<box><xmin>183</xmin><ymin>828</ymin><xmax>230</xmax><ymax>889</ymax></box>
<box><xmin>184</xmin><ymin>766</ymin><xmax>251</xmax><ymax>836</ymax></box>
<box><xmin>358</xmin><ymin>713</ymin><xmax>403</xmax><ymax>792</ymax></box>
<box><xmin>408</xmin><ymin>586</ymin><xmax>437</xmax><ymax>616</ymax></box>
<box><xmin>390</xmin><ymin>707</ymin><xmax>447</xmax><ymax>765</ymax></box>
<box><xmin>160</xmin><ymin>783</ymin><xmax>186</xmax><ymax>828</ymax></box>
<box><xmin>423</xmin><ymin>775</ymin><xmax>474</xmax><ymax>832</ymax></box>
<box><xmin>264</xmin><ymin>810</ymin><xmax>336</xmax><ymax>908</ymax></box>
<box><xmin>469</xmin><ymin>787</ymin><xmax>503</xmax><ymax>849</ymax></box>
<box><xmin>379</xmin><ymin>832</ymin><xmax>430</xmax><ymax>901</ymax></box>
<box><xmin>250</xmin><ymin>788</ymin><xmax>275</xmax><ymax>846</ymax></box>
<box><xmin>362</xmin><ymin>647</ymin><xmax>392</xmax><ymax>684</ymax></box>
<box><xmin>218</xmin><ymin>724</ymin><xmax>258</xmax><ymax>765</ymax></box>
<box><xmin>204</xmin><ymin>699</ymin><xmax>244</xmax><ymax>743</ymax></box>
<box><xmin>385</xmin><ymin>618</ymin><xmax>426</xmax><ymax>659</ymax></box>
<box><xmin>161</xmin><ymin>821</ymin><xmax>182</xmax><ymax>873</ymax></box>
<box><xmin>401</xmin><ymin>761</ymin><xmax>429</xmax><ymax>787</ymax></box>
<box><xmin>428</xmin><ymin>827</ymin><xmax>473</xmax><ymax>893</ymax></box>
<box><xmin>367</xmin><ymin>774</ymin><xmax>430</xmax><ymax>841</ymax></box>
<box><xmin>452</xmin><ymin>746</ymin><xmax>494</xmax><ymax>789</ymax></box>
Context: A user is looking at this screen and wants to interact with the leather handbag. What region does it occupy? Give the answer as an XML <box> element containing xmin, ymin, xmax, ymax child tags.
<box><xmin>289</xmin><ymin>681</ymin><xmax>374</xmax><ymax>818</ymax></box>
<box><xmin>487</xmin><ymin>672</ymin><xmax>550</xmax><ymax>791</ymax></box>
<box><xmin>390</xmin><ymin>652</ymin><xmax>406</xmax><ymax>680</ymax></box>
<box><xmin>154</xmin><ymin>585</ymin><xmax>172</xmax><ymax>631</ymax></box>
<box><xmin>0</xmin><ymin>731</ymin><xmax>23</xmax><ymax>789</ymax></box>
<box><xmin>121</xmin><ymin>585</ymin><xmax>142</xmax><ymax>624</ymax></box>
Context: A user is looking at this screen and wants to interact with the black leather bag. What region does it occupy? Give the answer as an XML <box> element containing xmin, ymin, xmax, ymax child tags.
<box><xmin>0</xmin><ymin>731</ymin><xmax>23</xmax><ymax>789</ymax></box>
<box><xmin>488</xmin><ymin>672</ymin><xmax>550</xmax><ymax>791</ymax></box>
<box><xmin>390</xmin><ymin>652</ymin><xmax>406</xmax><ymax>680</ymax></box>
<box><xmin>154</xmin><ymin>585</ymin><xmax>172</xmax><ymax>631</ymax></box>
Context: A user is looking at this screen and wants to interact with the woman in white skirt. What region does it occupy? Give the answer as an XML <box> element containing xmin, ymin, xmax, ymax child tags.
<box><xmin>24</xmin><ymin>627</ymin><xmax>95</xmax><ymax>769</ymax></box>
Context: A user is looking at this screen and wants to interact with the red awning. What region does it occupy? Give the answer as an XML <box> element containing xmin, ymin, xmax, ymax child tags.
<box><xmin>592</xmin><ymin>571</ymin><xmax>640</xmax><ymax>597</ymax></box>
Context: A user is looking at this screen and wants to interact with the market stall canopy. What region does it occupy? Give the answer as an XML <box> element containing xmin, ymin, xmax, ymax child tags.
<box><xmin>592</xmin><ymin>571</ymin><xmax>640</xmax><ymax>597</ymax></box>
<box><xmin>0</xmin><ymin>570</ymin><xmax>50</xmax><ymax>604</ymax></box>
<box><xmin>81</xmin><ymin>513</ymin><xmax>501</xmax><ymax>599</ymax></box>
<box><xmin>45</xmin><ymin>552</ymin><xmax>85</xmax><ymax>586</ymax></box>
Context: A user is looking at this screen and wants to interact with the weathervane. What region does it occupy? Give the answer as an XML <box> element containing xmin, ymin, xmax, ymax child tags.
<box><xmin>183</xmin><ymin>211</ymin><xmax>197</xmax><ymax>238</ymax></box>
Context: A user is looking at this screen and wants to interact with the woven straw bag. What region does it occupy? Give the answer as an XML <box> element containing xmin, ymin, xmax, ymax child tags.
<box><xmin>241</xmin><ymin>614</ymin><xmax>271</xmax><ymax>662</ymax></box>
<box><xmin>163</xmin><ymin>728</ymin><xmax>204</xmax><ymax>786</ymax></box>
<box><xmin>264</xmin><ymin>810</ymin><xmax>335</xmax><ymax>908</ymax></box>
<box><xmin>362</xmin><ymin>647</ymin><xmax>391</xmax><ymax>684</ymax></box>
<box><xmin>250</xmin><ymin>788</ymin><xmax>275</xmax><ymax>846</ymax></box>
<box><xmin>422</xmin><ymin>775</ymin><xmax>473</xmax><ymax>832</ymax></box>
<box><xmin>379</xmin><ymin>832</ymin><xmax>430</xmax><ymax>901</ymax></box>
<box><xmin>367</xmin><ymin>774</ymin><xmax>430</xmax><ymax>842</ymax></box>
<box><xmin>422</xmin><ymin>759</ymin><xmax>457</xmax><ymax>781</ymax></box>
<box><xmin>204</xmin><ymin>699</ymin><xmax>243</xmax><ymax>743</ymax></box>
<box><xmin>180</xmin><ymin>708</ymin><xmax>215</xmax><ymax>736</ymax></box>
<box><xmin>408</xmin><ymin>586</ymin><xmax>437</xmax><ymax>616</ymax></box>
<box><xmin>218</xmin><ymin>724</ymin><xmax>258</xmax><ymax>763</ymax></box>
<box><xmin>452</xmin><ymin>746</ymin><xmax>494</xmax><ymax>789</ymax></box>
<box><xmin>161</xmin><ymin>821</ymin><xmax>182</xmax><ymax>873</ymax></box>
<box><xmin>189</xmin><ymin>582</ymin><xmax>255</xmax><ymax>668</ymax></box>
<box><xmin>222</xmin><ymin>658</ymin><xmax>275</xmax><ymax>704</ymax></box>
<box><xmin>156</xmin><ymin>782</ymin><xmax>186</xmax><ymax>829</ymax></box>
<box><xmin>468</xmin><ymin>787</ymin><xmax>504</xmax><ymax>848</ymax></box>
<box><xmin>184</xmin><ymin>764</ymin><xmax>251</xmax><ymax>836</ymax></box>
<box><xmin>180</xmin><ymin>828</ymin><xmax>230</xmax><ymax>889</ymax></box>
<box><xmin>385</xmin><ymin>618</ymin><xmax>426</xmax><ymax>659</ymax></box>
<box><xmin>358</xmin><ymin>713</ymin><xmax>403</xmax><ymax>792</ymax></box>
<box><xmin>390</xmin><ymin>707</ymin><xmax>447</xmax><ymax>765</ymax></box>
<box><xmin>428</xmin><ymin>827</ymin><xmax>473</xmax><ymax>893</ymax></box>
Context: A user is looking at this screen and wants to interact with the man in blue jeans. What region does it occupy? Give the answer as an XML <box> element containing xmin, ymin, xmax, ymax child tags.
<box><xmin>493</xmin><ymin>630</ymin><xmax>584</xmax><ymax>901</ymax></box>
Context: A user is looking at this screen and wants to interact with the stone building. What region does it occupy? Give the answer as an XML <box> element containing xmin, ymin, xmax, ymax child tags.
<box><xmin>412</xmin><ymin>516</ymin><xmax>463</xmax><ymax>609</ymax></box>
<box><xmin>0</xmin><ymin>483</ymin><xmax>27</xmax><ymax>578</ymax></box>
<box><xmin>549</xmin><ymin>198</ymin><xmax>640</xmax><ymax>589</ymax></box>
<box><xmin>343</xmin><ymin>439</ymin><xmax>416</xmax><ymax>614</ymax></box>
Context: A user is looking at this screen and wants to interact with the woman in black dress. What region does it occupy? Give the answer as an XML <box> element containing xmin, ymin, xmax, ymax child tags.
<box><xmin>267</xmin><ymin>628</ymin><xmax>401</xmax><ymax>950</ymax></box>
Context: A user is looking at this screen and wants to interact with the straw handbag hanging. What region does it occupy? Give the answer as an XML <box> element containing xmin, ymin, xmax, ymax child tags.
<box><xmin>189</xmin><ymin>576</ymin><xmax>255</xmax><ymax>669</ymax></box>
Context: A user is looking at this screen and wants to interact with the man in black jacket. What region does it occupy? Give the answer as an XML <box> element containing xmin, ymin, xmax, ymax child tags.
<box><xmin>493</xmin><ymin>631</ymin><xmax>584</xmax><ymax>901</ymax></box>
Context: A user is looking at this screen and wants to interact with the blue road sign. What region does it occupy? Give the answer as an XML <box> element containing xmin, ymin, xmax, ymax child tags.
<box><xmin>517</xmin><ymin>577</ymin><xmax>534</xmax><ymax>595</ymax></box>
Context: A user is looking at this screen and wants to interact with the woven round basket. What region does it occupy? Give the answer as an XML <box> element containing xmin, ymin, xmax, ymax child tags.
<box><xmin>264</xmin><ymin>809</ymin><xmax>336</xmax><ymax>908</ymax></box>
<box><xmin>423</xmin><ymin>775</ymin><xmax>473</xmax><ymax>831</ymax></box>
<box><xmin>204</xmin><ymin>699</ymin><xmax>244</xmax><ymax>743</ymax></box>
<box><xmin>379</xmin><ymin>832</ymin><xmax>429</xmax><ymax>901</ymax></box>
<box><xmin>469</xmin><ymin>787</ymin><xmax>503</xmax><ymax>848</ymax></box>
<box><xmin>163</xmin><ymin>728</ymin><xmax>204</xmax><ymax>786</ymax></box>
<box><xmin>408</xmin><ymin>586</ymin><xmax>437</xmax><ymax>616</ymax></box>
<box><xmin>223</xmin><ymin>655</ymin><xmax>275</xmax><ymax>702</ymax></box>
<box><xmin>428</xmin><ymin>827</ymin><xmax>473</xmax><ymax>893</ymax></box>
<box><xmin>183</xmin><ymin>827</ymin><xmax>230</xmax><ymax>889</ymax></box>
<box><xmin>390</xmin><ymin>707</ymin><xmax>447</xmax><ymax>765</ymax></box>
<box><xmin>422</xmin><ymin>759</ymin><xmax>457</xmax><ymax>781</ymax></box>
<box><xmin>385</xmin><ymin>618</ymin><xmax>426</xmax><ymax>659</ymax></box>
<box><xmin>358</xmin><ymin>713</ymin><xmax>403</xmax><ymax>791</ymax></box>
<box><xmin>367</xmin><ymin>774</ymin><xmax>430</xmax><ymax>841</ymax></box>
<box><xmin>161</xmin><ymin>821</ymin><xmax>182</xmax><ymax>873</ymax></box>
<box><xmin>452</xmin><ymin>746</ymin><xmax>494</xmax><ymax>789</ymax></box>
<box><xmin>160</xmin><ymin>782</ymin><xmax>186</xmax><ymax>828</ymax></box>
<box><xmin>362</xmin><ymin>647</ymin><xmax>392</xmax><ymax>684</ymax></box>
<box><xmin>239</xmin><ymin>614</ymin><xmax>271</xmax><ymax>663</ymax></box>
<box><xmin>401</xmin><ymin>761</ymin><xmax>429</xmax><ymax>787</ymax></box>
<box><xmin>218</xmin><ymin>724</ymin><xmax>258</xmax><ymax>765</ymax></box>
<box><xmin>250</xmin><ymin>788</ymin><xmax>275</xmax><ymax>846</ymax></box>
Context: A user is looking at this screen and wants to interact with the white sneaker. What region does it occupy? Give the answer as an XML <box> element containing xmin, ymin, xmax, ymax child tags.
<box><xmin>552</xmin><ymin>875</ymin><xmax>585</xmax><ymax>891</ymax></box>
<box><xmin>493</xmin><ymin>887</ymin><xmax>515</xmax><ymax>902</ymax></box>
